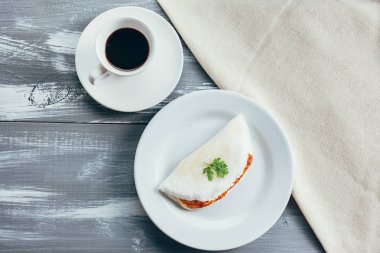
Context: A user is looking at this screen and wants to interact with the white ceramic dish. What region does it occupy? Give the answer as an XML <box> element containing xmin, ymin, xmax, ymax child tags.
<box><xmin>134</xmin><ymin>90</ymin><xmax>293</xmax><ymax>250</ymax></box>
<box><xmin>75</xmin><ymin>6</ymin><xmax>183</xmax><ymax>112</ymax></box>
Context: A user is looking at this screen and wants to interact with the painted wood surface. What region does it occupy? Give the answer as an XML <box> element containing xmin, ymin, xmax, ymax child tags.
<box><xmin>0</xmin><ymin>123</ymin><xmax>323</xmax><ymax>252</ymax></box>
<box><xmin>0</xmin><ymin>0</ymin><xmax>215</xmax><ymax>123</ymax></box>
<box><xmin>0</xmin><ymin>0</ymin><xmax>324</xmax><ymax>252</ymax></box>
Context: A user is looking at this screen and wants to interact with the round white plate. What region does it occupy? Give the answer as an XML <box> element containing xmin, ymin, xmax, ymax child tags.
<box><xmin>75</xmin><ymin>7</ymin><xmax>183</xmax><ymax>112</ymax></box>
<box><xmin>135</xmin><ymin>90</ymin><xmax>293</xmax><ymax>250</ymax></box>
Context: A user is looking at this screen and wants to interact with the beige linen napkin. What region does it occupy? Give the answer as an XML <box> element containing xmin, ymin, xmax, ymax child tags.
<box><xmin>157</xmin><ymin>0</ymin><xmax>380</xmax><ymax>251</ymax></box>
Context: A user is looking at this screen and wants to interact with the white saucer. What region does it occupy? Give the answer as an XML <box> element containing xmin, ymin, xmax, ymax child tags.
<box><xmin>75</xmin><ymin>7</ymin><xmax>183</xmax><ymax>112</ymax></box>
<box><xmin>135</xmin><ymin>90</ymin><xmax>293</xmax><ymax>250</ymax></box>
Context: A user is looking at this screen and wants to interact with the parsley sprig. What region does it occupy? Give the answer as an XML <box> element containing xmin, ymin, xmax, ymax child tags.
<box><xmin>202</xmin><ymin>158</ymin><xmax>229</xmax><ymax>181</ymax></box>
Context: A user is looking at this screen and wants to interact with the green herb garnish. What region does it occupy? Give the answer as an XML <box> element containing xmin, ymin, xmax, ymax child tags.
<box><xmin>202</xmin><ymin>158</ymin><xmax>229</xmax><ymax>181</ymax></box>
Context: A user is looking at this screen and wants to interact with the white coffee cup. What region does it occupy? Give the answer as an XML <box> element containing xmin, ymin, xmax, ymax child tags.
<box><xmin>89</xmin><ymin>17</ymin><xmax>155</xmax><ymax>85</ymax></box>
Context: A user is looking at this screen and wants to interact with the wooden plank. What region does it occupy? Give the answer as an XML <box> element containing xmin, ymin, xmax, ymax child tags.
<box><xmin>0</xmin><ymin>0</ymin><xmax>216</xmax><ymax>123</ymax></box>
<box><xmin>0</xmin><ymin>0</ymin><xmax>324</xmax><ymax>251</ymax></box>
<box><xmin>0</xmin><ymin>122</ymin><xmax>323</xmax><ymax>252</ymax></box>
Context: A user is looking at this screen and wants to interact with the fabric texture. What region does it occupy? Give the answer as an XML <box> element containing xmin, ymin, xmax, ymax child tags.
<box><xmin>157</xmin><ymin>0</ymin><xmax>380</xmax><ymax>252</ymax></box>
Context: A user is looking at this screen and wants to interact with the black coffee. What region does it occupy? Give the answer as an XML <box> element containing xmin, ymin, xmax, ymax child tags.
<box><xmin>105</xmin><ymin>28</ymin><xmax>149</xmax><ymax>71</ymax></box>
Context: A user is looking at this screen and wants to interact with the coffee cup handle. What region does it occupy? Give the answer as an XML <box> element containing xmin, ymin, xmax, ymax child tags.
<box><xmin>89</xmin><ymin>65</ymin><xmax>110</xmax><ymax>85</ymax></box>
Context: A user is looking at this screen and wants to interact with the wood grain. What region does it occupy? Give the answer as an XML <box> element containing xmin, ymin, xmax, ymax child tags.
<box><xmin>0</xmin><ymin>0</ymin><xmax>216</xmax><ymax>123</ymax></box>
<box><xmin>0</xmin><ymin>122</ymin><xmax>323</xmax><ymax>252</ymax></box>
<box><xmin>0</xmin><ymin>0</ymin><xmax>324</xmax><ymax>252</ymax></box>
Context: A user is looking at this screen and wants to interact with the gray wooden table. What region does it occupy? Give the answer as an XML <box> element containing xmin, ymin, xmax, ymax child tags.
<box><xmin>0</xmin><ymin>1</ymin><xmax>324</xmax><ymax>252</ymax></box>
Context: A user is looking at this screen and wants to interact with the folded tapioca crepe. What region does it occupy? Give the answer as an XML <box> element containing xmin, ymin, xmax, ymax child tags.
<box><xmin>159</xmin><ymin>114</ymin><xmax>253</xmax><ymax>209</ymax></box>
